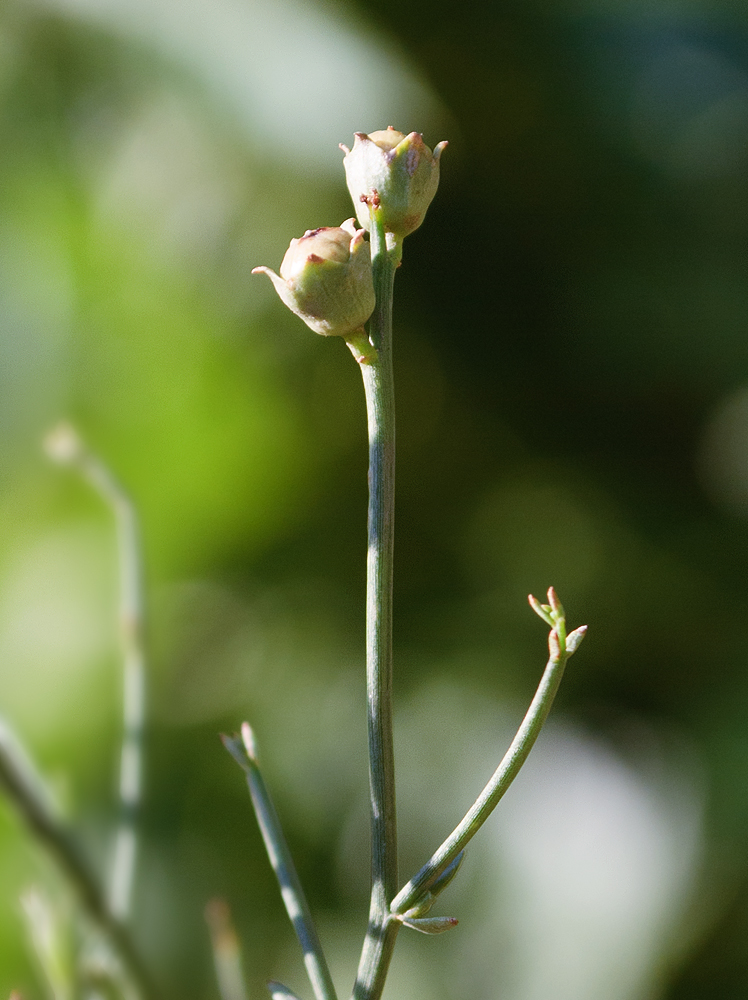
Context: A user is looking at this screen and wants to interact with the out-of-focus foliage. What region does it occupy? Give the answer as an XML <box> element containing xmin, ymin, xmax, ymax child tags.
<box><xmin>2</xmin><ymin>0</ymin><xmax>748</xmax><ymax>997</ymax></box>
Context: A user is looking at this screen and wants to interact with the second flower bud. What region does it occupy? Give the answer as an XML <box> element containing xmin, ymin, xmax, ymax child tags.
<box><xmin>252</xmin><ymin>219</ymin><xmax>375</xmax><ymax>340</ymax></box>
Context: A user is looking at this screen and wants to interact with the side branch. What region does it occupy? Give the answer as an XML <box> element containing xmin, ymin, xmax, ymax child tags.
<box><xmin>223</xmin><ymin>725</ymin><xmax>338</xmax><ymax>1000</ymax></box>
<box><xmin>392</xmin><ymin>591</ymin><xmax>587</xmax><ymax>916</ymax></box>
<box><xmin>45</xmin><ymin>422</ymin><xmax>146</xmax><ymax>921</ymax></box>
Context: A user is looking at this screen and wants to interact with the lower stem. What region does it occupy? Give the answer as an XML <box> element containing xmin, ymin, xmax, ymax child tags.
<box><xmin>352</xmin><ymin>917</ymin><xmax>401</xmax><ymax>1000</ymax></box>
<box><xmin>352</xmin><ymin>214</ymin><xmax>401</xmax><ymax>1000</ymax></box>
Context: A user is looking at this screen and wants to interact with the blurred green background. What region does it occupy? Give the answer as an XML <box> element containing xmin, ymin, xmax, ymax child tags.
<box><xmin>2</xmin><ymin>0</ymin><xmax>748</xmax><ymax>996</ymax></box>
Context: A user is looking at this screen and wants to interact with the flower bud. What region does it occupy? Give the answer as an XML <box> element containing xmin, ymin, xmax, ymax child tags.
<box><xmin>252</xmin><ymin>219</ymin><xmax>375</xmax><ymax>338</ymax></box>
<box><xmin>340</xmin><ymin>127</ymin><xmax>447</xmax><ymax>239</ymax></box>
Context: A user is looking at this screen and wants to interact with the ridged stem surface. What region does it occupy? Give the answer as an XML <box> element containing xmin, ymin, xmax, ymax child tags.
<box><xmin>352</xmin><ymin>214</ymin><xmax>402</xmax><ymax>1000</ymax></box>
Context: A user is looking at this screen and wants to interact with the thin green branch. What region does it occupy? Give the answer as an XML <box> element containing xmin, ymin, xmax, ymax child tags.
<box><xmin>45</xmin><ymin>423</ymin><xmax>146</xmax><ymax>922</ymax></box>
<box><xmin>391</xmin><ymin>601</ymin><xmax>587</xmax><ymax>916</ymax></box>
<box><xmin>0</xmin><ymin>719</ymin><xmax>154</xmax><ymax>999</ymax></box>
<box><xmin>223</xmin><ymin>724</ymin><xmax>338</xmax><ymax>1000</ymax></box>
<box><xmin>350</xmin><ymin>209</ymin><xmax>403</xmax><ymax>1000</ymax></box>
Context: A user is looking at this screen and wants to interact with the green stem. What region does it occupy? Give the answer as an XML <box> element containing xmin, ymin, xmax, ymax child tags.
<box><xmin>351</xmin><ymin>211</ymin><xmax>402</xmax><ymax>1000</ymax></box>
<box><xmin>391</xmin><ymin>643</ymin><xmax>571</xmax><ymax>916</ymax></box>
<box><xmin>223</xmin><ymin>726</ymin><xmax>338</xmax><ymax>1000</ymax></box>
<box><xmin>0</xmin><ymin>719</ymin><xmax>155</xmax><ymax>999</ymax></box>
<box><xmin>205</xmin><ymin>898</ymin><xmax>250</xmax><ymax>1000</ymax></box>
<box><xmin>45</xmin><ymin>425</ymin><xmax>146</xmax><ymax>922</ymax></box>
<box><xmin>83</xmin><ymin>455</ymin><xmax>145</xmax><ymax>923</ymax></box>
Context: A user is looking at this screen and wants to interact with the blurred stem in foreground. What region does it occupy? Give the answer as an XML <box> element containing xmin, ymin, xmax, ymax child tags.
<box><xmin>45</xmin><ymin>422</ymin><xmax>146</xmax><ymax>922</ymax></box>
<box><xmin>0</xmin><ymin>720</ymin><xmax>153</xmax><ymax>999</ymax></box>
<box><xmin>21</xmin><ymin>887</ymin><xmax>74</xmax><ymax>1000</ymax></box>
<box><xmin>205</xmin><ymin>898</ymin><xmax>250</xmax><ymax>1000</ymax></box>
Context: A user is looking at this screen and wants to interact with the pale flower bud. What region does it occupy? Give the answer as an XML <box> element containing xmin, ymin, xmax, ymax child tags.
<box><xmin>340</xmin><ymin>127</ymin><xmax>447</xmax><ymax>239</ymax></box>
<box><xmin>252</xmin><ymin>219</ymin><xmax>375</xmax><ymax>338</ymax></box>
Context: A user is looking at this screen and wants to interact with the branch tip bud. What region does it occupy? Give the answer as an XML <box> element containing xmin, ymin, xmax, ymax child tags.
<box><xmin>528</xmin><ymin>594</ymin><xmax>554</xmax><ymax>626</ymax></box>
<box><xmin>241</xmin><ymin>722</ymin><xmax>258</xmax><ymax>762</ymax></box>
<box><xmin>547</xmin><ymin>587</ymin><xmax>564</xmax><ymax>618</ymax></box>
<box><xmin>44</xmin><ymin>421</ymin><xmax>84</xmax><ymax>465</ymax></box>
<box><xmin>566</xmin><ymin>625</ymin><xmax>588</xmax><ymax>655</ymax></box>
<box><xmin>528</xmin><ymin>593</ymin><xmax>543</xmax><ymax>614</ymax></box>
